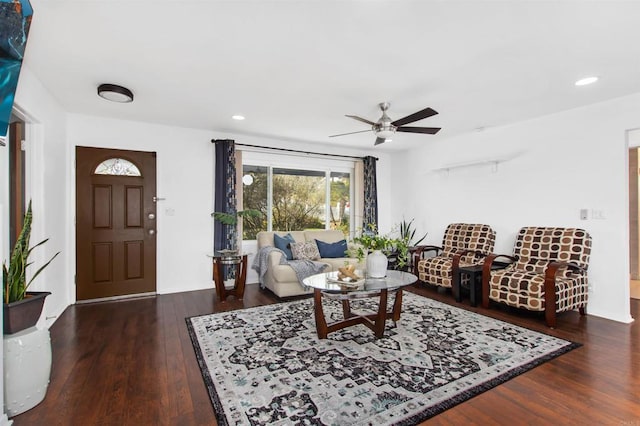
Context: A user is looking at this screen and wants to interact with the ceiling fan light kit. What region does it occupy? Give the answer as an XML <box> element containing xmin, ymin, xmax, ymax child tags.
<box><xmin>330</xmin><ymin>101</ymin><xmax>441</xmax><ymax>146</ymax></box>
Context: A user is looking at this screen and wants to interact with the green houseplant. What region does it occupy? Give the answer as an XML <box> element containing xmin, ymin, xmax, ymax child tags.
<box><xmin>211</xmin><ymin>209</ymin><xmax>261</xmax><ymax>251</ymax></box>
<box><xmin>350</xmin><ymin>224</ymin><xmax>410</xmax><ymax>273</ymax></box>
<box><xmin>399</xmin><ymin>218</ymin><xmax>427</xmax><ymax>247</ymax></box>
<box><xmin>211</xmin><ymin>209</ymin><xmax>261</xmax><ymax>226</ymax></box>
<box><xmin>2</xmin><ymin>200</ymin><xmax>60</xmax><ymax>334</ymax></box>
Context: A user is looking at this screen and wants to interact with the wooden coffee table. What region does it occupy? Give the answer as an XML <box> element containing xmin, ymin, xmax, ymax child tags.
<box><xmin>302</xmin><ymin>270</ymin><xmax>417</xmax><ymax>339</ymax></box>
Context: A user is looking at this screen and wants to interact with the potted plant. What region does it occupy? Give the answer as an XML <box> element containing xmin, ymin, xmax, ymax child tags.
<box><xmin>3</xmin><ymin>200</ymin><xmax>60</xmax><ymax>334</ymax></box>
<box><xmin>211</xmin><ymin>209</ymin><xmax>261</xmax><ymax>226</ymax></box>
<box><xmin>351</xmin><ymin>224</ymin><xmax>410</xmax><ymax>277</ymax></box>
<box><xmin>211</xmin><ymin>209</ymin><xmax>261</xmax><ymax>252</ymax></box>
<box><xmin>396</xmin><ymin>218</ymin><xmax>427</xmax><ymax>271</ymax></box>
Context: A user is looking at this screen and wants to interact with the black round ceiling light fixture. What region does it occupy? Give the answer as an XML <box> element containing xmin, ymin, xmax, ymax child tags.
<box><xmin>97</xmin><ymin>83</ymin><xmax>134</xmax><ymax>103</ymax></box>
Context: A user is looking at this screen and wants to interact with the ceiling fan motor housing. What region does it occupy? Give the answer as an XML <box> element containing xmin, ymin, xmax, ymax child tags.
<box><xmin>374</xmin><ymin>102</ymin><xmax>396</xmax><ymax>138</ymax></box>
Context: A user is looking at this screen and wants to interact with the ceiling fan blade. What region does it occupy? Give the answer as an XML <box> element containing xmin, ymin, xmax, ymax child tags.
<box><xmin>391</xmin><ymin>107</ymin><xmax>438</xmax><ymax>127</ymax></box>
<box><xmin>396</xmin><ymin>126</ymin><xmax>441</xmax><ymax>135</ymax></box>
<box><xmin>329</xmin><ymin>129</ymin><xmax>373</xmax><ymax>138</ymax></box>
<box><xmin>346</xmin><ymin>115</ymin><xmax>376</xmax><ymax>126</ymax></box>
<box><xmin>374</xmin><ymin>137</ymin><xmax>386</xmax><ymax>145</ymax></box>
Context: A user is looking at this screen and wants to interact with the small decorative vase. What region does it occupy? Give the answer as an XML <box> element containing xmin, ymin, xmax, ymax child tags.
<box><xmin>366</xmin><ymin>250</ymin><xmax>388</xmax><ymax>278</ymax></box>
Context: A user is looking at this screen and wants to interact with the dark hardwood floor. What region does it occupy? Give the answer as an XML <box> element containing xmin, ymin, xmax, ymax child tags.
<box><xmin>12</xmin><ymin>283</ymin><xmax>640</xmax><ymax>425</ymax></box>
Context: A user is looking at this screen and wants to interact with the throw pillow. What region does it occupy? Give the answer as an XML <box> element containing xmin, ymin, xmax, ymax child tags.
<box><xmin>315</xmin><ymin>239</ymin><xmax>348</xmax><ymax>258</ymax></box>
<box><xmin>290</xmin><ymin>241</ymin><xmax>321</xmax><ymax>261</ymax></box>
<box><xmin>274</xmin><ymin>233</ymin><xmax>295</xmax><ymax>260</ymax></box>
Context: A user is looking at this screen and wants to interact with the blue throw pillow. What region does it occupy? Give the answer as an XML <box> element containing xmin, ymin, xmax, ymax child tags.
<box><xmin>315</xmin><ymin>239</ymin><xmax>348</xmax><ymax>258</ymax></box>
<box><xmin>274</xmin><ymin>233</ymin><xmax>295</xmax><ymax>260</ymax></box>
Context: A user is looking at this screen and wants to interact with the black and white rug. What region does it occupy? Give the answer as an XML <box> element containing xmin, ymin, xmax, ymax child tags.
<box><xmin>186</xmin><ymin>292</ymin><xmax>579</xmax><ymax>425</ymax></box>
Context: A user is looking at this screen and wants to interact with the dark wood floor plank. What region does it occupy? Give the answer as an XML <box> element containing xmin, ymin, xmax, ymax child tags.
<box><xmin>11</xmin><ymin>283</ymin><xmax>640</xmax><ymax>425</ymax></box>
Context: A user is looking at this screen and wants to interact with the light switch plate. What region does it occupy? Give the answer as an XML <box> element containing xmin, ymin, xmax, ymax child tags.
<box><xmin>580</xmin><ymin>209</ymin><xmax>588</xmax><ymax>220</ymax></box>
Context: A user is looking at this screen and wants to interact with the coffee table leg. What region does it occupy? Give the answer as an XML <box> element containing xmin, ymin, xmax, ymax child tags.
<box><xmin>313</xmin><ymin>289</ymin><xmax>328</xmax><ymax>339</ymax></box>
<box><xmin>374</xmin><ymin>289</ymin><xmax>388</xmax><ymax>338</ymax></box>
<box><xmin>341</xmin><ymin>299</ymin><xmax>352</xmax><ymax>318</ymax></box>
<box><xmin>392</xmin><ymin>289</ymin><xmax>403</xmax><ymax>322</ymax></box>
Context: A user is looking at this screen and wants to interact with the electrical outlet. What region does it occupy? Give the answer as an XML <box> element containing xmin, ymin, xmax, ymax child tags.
<box><xmin>588</xmin><ymin>283</ymin><xmax>595</xmax><ymax>294</ymax></box>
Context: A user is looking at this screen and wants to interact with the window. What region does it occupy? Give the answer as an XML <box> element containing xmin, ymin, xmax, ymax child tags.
<box><xmin>242</xmin><ymin>165</ymin><xmax>268</xmax><ymax>240</ymax></box>
<box><xmin>329</xmin><ymin>171</ymin><xmax>350</xmax><ymax>234</ymax></box>
<box><xmin>241</xmin><ymin>159</ymin><xmax>352</xmax><ymax>240</ymax></box>
<box><xmin>273</xmin><ymin>167</ymin><xmax>326</xmax><ymax>231</ymax></box>
<box><xmin>94</xmin><ymin>158</ymin><xmax>141</xmax><ymax>176</ymax></box>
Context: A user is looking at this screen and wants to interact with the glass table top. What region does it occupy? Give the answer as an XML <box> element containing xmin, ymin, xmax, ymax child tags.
<box><xmin>302</xmin><ymin>269</ymin><xmax>418</xmax><ymax>293</ymax></box>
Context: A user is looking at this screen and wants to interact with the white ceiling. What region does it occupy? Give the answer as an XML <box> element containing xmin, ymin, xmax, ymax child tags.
<box><xmin>24</xmin><ymin>0</ymin><xmax>640</xmax><ymax>151</ymax></box>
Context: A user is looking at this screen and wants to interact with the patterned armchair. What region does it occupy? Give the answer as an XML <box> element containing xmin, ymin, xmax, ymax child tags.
<box><xmin>415</xmin><ymin>223</ymin><xmax>496</xmax><ymax>295</ymax></box>
<box><xmin>482</xmin><ymin>227</ymin><xmax>592</xmax><ymax>327</ymax></box>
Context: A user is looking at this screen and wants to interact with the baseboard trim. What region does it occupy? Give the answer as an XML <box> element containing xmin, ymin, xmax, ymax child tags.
<box><xmin>75</xmin><ymin>292</ymin><xmax>157</xmax><ymax>305</ymax></box>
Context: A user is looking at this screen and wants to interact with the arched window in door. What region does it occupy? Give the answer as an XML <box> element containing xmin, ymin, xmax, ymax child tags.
<box><xmin>94</xmin><ymin>158</ymin><xmax>142</xmax><ymax>176</ymax></box>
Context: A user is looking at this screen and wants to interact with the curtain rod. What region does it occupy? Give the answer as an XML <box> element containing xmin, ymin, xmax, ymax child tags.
<box><xmin>211</xmin><ymin>140</ymin><xmax>378</xmax><ymax>161</ymax></box>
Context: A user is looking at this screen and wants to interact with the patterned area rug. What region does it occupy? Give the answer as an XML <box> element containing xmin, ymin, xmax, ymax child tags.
<box><xmin>186</xmin><ymin>292</ymin><xmax>579</xmax><ymax>425</ymax></box>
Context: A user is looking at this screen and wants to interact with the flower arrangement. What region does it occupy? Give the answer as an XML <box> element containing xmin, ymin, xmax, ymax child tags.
<box><xmin>350</xmin><ymin>224</ymin><xmax>410</xmax><ymax>270</ymax></box>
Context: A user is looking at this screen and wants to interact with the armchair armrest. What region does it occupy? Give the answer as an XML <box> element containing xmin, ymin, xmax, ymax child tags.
<box><xmin>412</xmin><ymin>245</ymin><xmax>443</xmax><ymax>259</ymax></box>
<box><xmin>542</xmin><ymin>261</ymin><xmax>587</xmax><ymax>327</ymax></box>
<box><xmin>481</xmin><ymin>253</ymin><xmax>517</xmax><ymax>308</ymax></box>
<box><xmin>411</xmin><ymin>245</ymin><xmax>443</xmax><ymax>275</ymax></box>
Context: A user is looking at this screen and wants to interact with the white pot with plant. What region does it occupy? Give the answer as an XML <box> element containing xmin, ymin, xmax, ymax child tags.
<box><xmin>351</xmin><ymin>224</ymin><xmax>409</xmax><ymax>278</ymax></box>
<box><xmin>2</xmin><ymin>200</ymin><xmax>60</xmax><ymax>417</ymax></box>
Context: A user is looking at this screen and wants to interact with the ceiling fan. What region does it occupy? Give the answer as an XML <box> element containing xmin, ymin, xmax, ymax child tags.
<box><xmin>330</xmin><ymin>102</ymin><xmax>441</xmax><ymax>145</ymax></box>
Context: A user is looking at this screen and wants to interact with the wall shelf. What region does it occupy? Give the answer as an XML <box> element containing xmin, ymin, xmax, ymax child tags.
<box><xmin>432</xmin><ymin>157</ymin><xmax>511</xmax><ymax>173</ymax></box>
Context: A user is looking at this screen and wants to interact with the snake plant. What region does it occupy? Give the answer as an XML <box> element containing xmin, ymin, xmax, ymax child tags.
<box><xmin>2</xmin><ymin>201</ymin><xmax>60</xmax><ymax>304</ymax></box>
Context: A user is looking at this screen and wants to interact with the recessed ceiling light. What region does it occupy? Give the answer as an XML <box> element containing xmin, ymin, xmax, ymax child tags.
<box><xmin>232</xmin><ymin>115</ymin><xmax>245</xmax><ymax>121</ymax></box>
<box><xmin>575</xmin><ymin>76</ymin><xmax>598</xmax><ymax>86</ymax></box>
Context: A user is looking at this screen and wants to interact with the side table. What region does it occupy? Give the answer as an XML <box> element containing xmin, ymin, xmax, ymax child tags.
<box><xmin>212</xmin><ymin>253</ymin><xmax>248</xmax><ymax>302</ymax></box>
<box><xmin>455</xmin><ymin>263</ymin><xmax>503</xmax><ymax>307</ymax></box>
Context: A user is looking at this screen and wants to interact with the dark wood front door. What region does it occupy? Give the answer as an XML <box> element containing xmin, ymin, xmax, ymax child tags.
<box><xmin>76</xmin><ymin>147</ymin><xmax>157</xmax><ymax>300</ymax></box>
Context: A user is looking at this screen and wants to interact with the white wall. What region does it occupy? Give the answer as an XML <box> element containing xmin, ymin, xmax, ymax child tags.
<box><xmin>67</xmin><ymin>114</ymin><xmax>215</xmax><ymax>295</ymax></box>
<box><xmin>66</xmin><ymin>117</ymin><xmax>390</xmax><ymax>295</ymax></box>
<box><xmin>391</xmin><ymin>93</ymin><xmax>640</xmax><ymax>323</ymax></box>
<box><xmin>13</xmin><ymin>65</ymin><xmax>69</xmax><ymax>325</ymax></box>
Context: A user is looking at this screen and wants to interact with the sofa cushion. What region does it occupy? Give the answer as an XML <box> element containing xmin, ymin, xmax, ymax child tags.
<box><xmin>304</xmin><ymin>230</ymin><xmax>346</xmax><ymax>244</ymax></box>
<box><xmin>290</xmin><ymin>241</ymin><xmax>321</xmax><ymax>260</ymax></box>
<box><xmin>316</xmin><ymin>239</ymin><xmax>348</xmax><ymax>258</ymax></box>
<box><xmin>274</xmin><ymin>233</ymin><xmax>295</xmax><ymax>260</ymax></box>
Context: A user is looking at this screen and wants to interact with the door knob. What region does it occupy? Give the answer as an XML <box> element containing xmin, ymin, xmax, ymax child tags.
<box><xmin>148</xmin><ymin>213</ymin><xmax>155</xmax><ymax>220</ymax></box>
<box><xmin>148</xmin><ymin>229</ymin><xmax>155</xmax><ymax>235</ymax></box>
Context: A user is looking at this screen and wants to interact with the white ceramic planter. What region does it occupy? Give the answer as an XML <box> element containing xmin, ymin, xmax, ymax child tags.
<box><xmin>366</xmin><ymin>250</ymin><xmax>388</xmax><ymax>278</ymax></box>
<box><xmin>3</xmin><ymin>327</ymin><xmax>52</xmax><ymax>417</ymax></box>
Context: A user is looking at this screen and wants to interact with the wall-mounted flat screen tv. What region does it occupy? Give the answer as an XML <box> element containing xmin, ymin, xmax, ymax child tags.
<box><xmin>0</xmin><ymin>0</ymin><xmax>33</xmax><ymax>140</ymax></box>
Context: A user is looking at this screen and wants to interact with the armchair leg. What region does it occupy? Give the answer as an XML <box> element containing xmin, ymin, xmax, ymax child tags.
<box><xmin>579</xmin><ymin>306</ymin><xmax>586</xmax><ymax>316</ymax></box>
<box><xmin>544</xmin><ymin>306</ymin><xmax>557</xmax><ymax>328</ymax></box>
<box><xmin>481</xmin><ymin>259</ymin><xmax>493</xmax><ymax>309</ymax></box>
<box><xmin>543</xmin><ymin>264</ymin><xmax>560</xmax><ymax>328</ymax></box>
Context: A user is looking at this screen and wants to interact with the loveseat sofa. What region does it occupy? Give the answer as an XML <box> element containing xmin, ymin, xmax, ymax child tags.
<box><xmin>255</xmin><ymin>230</ymin><xmax>364</xmax><ymax>298</ymax></box>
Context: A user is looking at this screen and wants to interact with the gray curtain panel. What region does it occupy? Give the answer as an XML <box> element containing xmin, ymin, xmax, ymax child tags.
<box><xmin>214</xmin><ymin>139</ymin><xmax>237</xmax><ymax>251</ymax></box>
<box><xmin>362</xmin><ymin>156</ymin><xmax>378</xmax><ymax>231</ymax></box>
